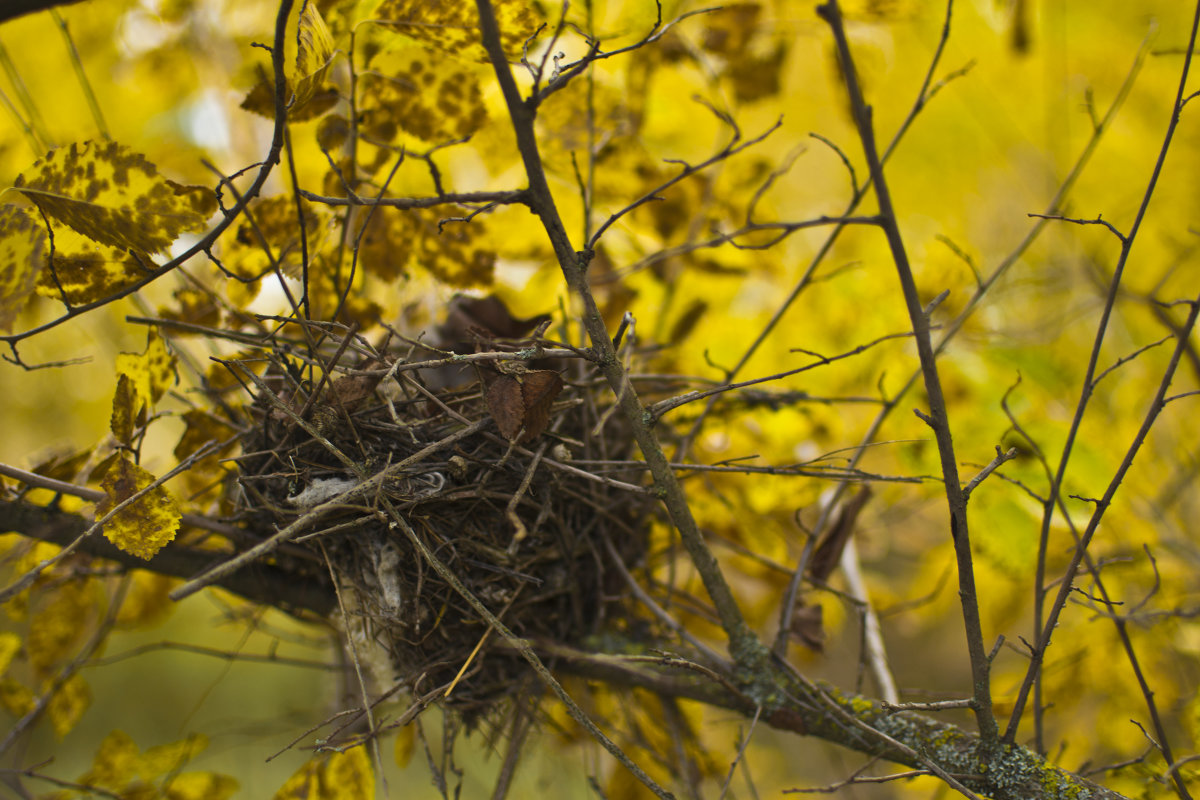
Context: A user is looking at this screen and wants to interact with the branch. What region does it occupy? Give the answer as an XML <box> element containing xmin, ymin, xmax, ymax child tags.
<box><xmin>545</xmin><ymin>643</ymin><xmax>1132</xmax><ymax>800</ymax></box>
<box><xmin>474</xmin><ymin>0</ymin><xmax>768</xmax><ymax>673</ymax></box>
<box><xmin>0</xmin><ymin>0</ymin><xmax>86</xmax><ymax>25</ymax></box>
<box><xmin>817</xmin><ymin>0</ymin><xmax>997</xmax><ymax>743</ymax></box>
<box><xmin>0</xmin><ymin>498</ymin><xmax>335</xmax><ymax>616</ymax></box>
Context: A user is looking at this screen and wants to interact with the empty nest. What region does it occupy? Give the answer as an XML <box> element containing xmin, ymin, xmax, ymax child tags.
<box><xmin>230</xmin><ymin>319</ymin><xmax>650</xmax><ymax>718</ymax></box>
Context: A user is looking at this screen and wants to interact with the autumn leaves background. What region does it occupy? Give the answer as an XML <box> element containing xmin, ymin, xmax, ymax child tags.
<box><xmin>0</xmin><ymin>0</ymin><xmax>1198</xmax><ymax>797</ymax></box>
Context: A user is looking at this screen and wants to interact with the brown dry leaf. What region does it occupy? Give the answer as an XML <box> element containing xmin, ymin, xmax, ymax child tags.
<box><xmin>439</xmin><ymin>294</ymin><xmax>550</xmax><ymax>350</ymax></box>
<box><xmin>486</xmin><ymin>373</ymin><xmax>525</xmax><ymax>441</ymax></box>
<box><xmin>326</xmin><ymin>370</ymin><xmax>384</xmax><ymax>413</ymax></box>
<box><xmin>485</xmin><ymin>369</ymin><xmax>564</xmax><ymax>443</ymax></box>
<box><xmin>808</xmin><ymin>486</ymin><xmax>871</xmax><ymax>583</ymax></box>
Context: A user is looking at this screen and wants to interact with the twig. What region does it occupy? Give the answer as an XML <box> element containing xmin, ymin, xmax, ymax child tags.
<box><xmin>817</xmin><ymin>0</ymin><xmax>997</xmax><ymax>742</ymax></box>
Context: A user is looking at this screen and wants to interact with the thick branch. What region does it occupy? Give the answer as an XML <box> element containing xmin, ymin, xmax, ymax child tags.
<box><xmin>0</xmin><ymin>0</ymin><xmax>86</xmax><ymax>25</ymax></box>
<box><xmin>0</xmin><ymin>499</ymin><xmax>335</xmax><ymax>617</ymax></box>
<box><xmin>546</xmin><ymin>644</ymin><xmax>1130</xmax><ymax>800</ymax></box>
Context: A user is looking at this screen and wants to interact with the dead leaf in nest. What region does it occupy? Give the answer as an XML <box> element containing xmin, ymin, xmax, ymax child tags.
<box><xmin>485</xmin><ymin>369</ymin><xmax>564</xmax><ymax>443</ymax></box>
<box><xmin>325</xmin><ymin>368</ymin><xmax>384</xmax><ymax>414</ymax></box>
<box><xmin>439</xmin><ymin>295</ymin><xmax>550</xmax><ymax>352</ymax></box>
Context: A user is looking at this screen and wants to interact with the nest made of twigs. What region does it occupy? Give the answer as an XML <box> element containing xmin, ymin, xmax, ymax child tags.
<box><xmin>229</xmin><ymin>327</ymin><xmax>649</xmax><ymax>718</ymax></box>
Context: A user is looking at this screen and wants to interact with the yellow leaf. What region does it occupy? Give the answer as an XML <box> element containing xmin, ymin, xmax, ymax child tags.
<box><xmin>358</xmin><ymin>207</ymin><xmax>494</xmax><ymax>288</ymax></box>
<box><xmin>241</xmin><ymin>77</ymin><xmax>339</xmax><ymax>121</ymax></box>
<box><xmin>96</xmin><ymin>456</ymin><xmax>181</xmax><ymax>561</ymax></box>
<box><xmin>292</xmin><ymin>0</ymin><xmax>336</xmax><ymax>107</ymax></box>
<box><xmin>0</xmin><ymin>678</ymin><xmax>35</xmax><ymax>717</ymax></box>
<box><xmin>0</xmin><ymin>205</ymin><xmax>43</xmax><ymax>331</ymax></box>
<box><xmin>0</xmin><ymin>632</ymin><xmax>19</xmax><ymax>675</ymax></box>
<box><xmin>156</xmin><ymin>287</ymin><xmax>220</xmax><ymax>331</ymax></box>
<box><xmin>115</xmin><ymin>572</ymin><xmax>176</xmax><ymax>629</ymax></box>
<box><xmin>46</xmin><ymin>673</ymin><xmax>91</xmax><ymax>738</ymax></box>
<box><xmin>139</xmin><ymin>734</ymin><xmax>209</xmax><ymax>780</ymax></box>
<box><xmin>28</xmin><ymin>580</ymin><xmax>92</xmax><ymax>674</ymax></box>
<box><xmin>13</xmin><ymin>140</ymin><xmax>217</xmax><ymax>254</ymax></box>
<box><xmin>80</xmin><ymin>729</ymin><xmax>140</xmax><ymax>791</ymax></box>
<box><xmin>221</xmin><ymin>195</ymin><xmax>326</xmax><ymax>286</ymax></box>
<box><xmin>115</xmin><ymin>331</ymin><xmax>177</xmax><ymax>408</ymax></box>
<box><xmin>376</xmin><ymin>0</ymin><xmax>539</xmax><ymax>61</ymax></box>
<box><xmin>33</xmin><ymin>219</ymin><xmax>153</xmax><ymax>306</ymax></box>
<box><xmin>393</xmin><ymin>725</ymin><xmax>415</xmax><ymax>767</ymax></box>
<box><xmin>359</xmin><ymin>48</ymin><xmax>488</xmax><ymax>143</ymax></box>
<box><xmin>273</xmin><ymin>748</ymin><xmax>375</xmax><ymax>800</ymax></box>
<box><xmin>163</xmin><ymin>771</ymin><xmax>239</xmax><ymax>800</ymax></box>
<box><xmin>111</xmin><ymin>373</ymin><xmax>140</xmax><ymax>445</ymax></box>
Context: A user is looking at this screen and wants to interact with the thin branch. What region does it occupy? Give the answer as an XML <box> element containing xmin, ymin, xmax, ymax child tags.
<box><xmin>1005</xmin><ymin>12</ymin><xmax>1200</xmax><ymax>788</ymax></box>
<box><xmin>817</xmin><ymin>0</ymin><xmax>997</xmax><ymax>743</ymax></box>
<box><xmin>475</xmin><ymin>0</ymin><xmax>767</xmax><ymax>674</ymax></box>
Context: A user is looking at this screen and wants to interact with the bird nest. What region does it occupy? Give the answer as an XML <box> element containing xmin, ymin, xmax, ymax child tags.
<box><xmin>228</xmin><ymin>310</ymin><xmax>650</xmax><ymax>718</ymax></box>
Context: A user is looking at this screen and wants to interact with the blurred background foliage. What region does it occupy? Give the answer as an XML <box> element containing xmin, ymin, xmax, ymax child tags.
<box><xmin>0</xmin><ymin>0</ymin><xmax>1198</xmax><ymax>797</ymax></box>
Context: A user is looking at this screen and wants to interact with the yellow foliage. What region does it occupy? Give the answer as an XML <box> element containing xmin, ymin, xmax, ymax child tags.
<box><xmin>0</xmin><ymin>678</ymin><xmax>35</xmax><ymax>718</ymax></box>
<box><xmin>273</xmin><ymin>748</ymin><xmax>375</xmax><ymax>800</ymax></box>
<box><xmin>160</xmin><ymin>771</ymin><xmax>240</xmax><ymax>800</ymax></box>
<box><xmin>76</xmin><ymin>730</ymin><xmax>231</xmax><ymax>797</ymax></box>
<box><xmin>46</xmin><ymin>673</ymin><xmax>91</xmax><ymax>739</ymax></box>
<box><xmin>12</xmin><ymin>140</ymin><xmax>216</xmax><ymax>254</ymax></box>
<box><xmin>114</xmin><ymin>572</ymin><xmax>177</xmax><ymax>629</ymax></box>
<box><xmin>0</xmin><ymin>205</ymin><xmax>42</xmax><ymax>331</ymax></box>
<box><xmin>291</xmin><ymin>0</ymin><xmax>337</xmax><ymax>108</ymax></box>
<box><xmin>358</xmin><ymin>47</ymin><xmax>488</xmax><ymax>144</ymax></box>
<box><xmin>27</xmin><ymin>579</ymin><xmax>93</xmax><ymax>674</ymax></box>
<box><xmin>95</xmin><ymin>456</ymin><xmax>182</xmax><ymax>561</ymax></box>
<box><xmin>393</xmin><ymin>724</ymin><xmax>415</xmax><ymax>767</ymax></box>
<box><xmin>110</xmin><ymin>372</ymin><xmax>140</xmax><ymax>445</ymax></box>
<box><xmin>0</xmin><ymin>633</ymin><xmax>18</xmax><ymax>677</ymax></box>
<box><xmin>116</xmin><ymin>330</ymin><xmax>177</xmax><ymax>406</ymax></box>
<box><xmin>79</xmin><ymin>729</ymin><xmax>141</xmax><ymax>790</ymax></box>
<box><xmin>375</xmin><ymin>0</ymin><xmax>540</xmax><ymax>61</ymax></box>
<box><xmin>139</xmin><ymin>733</ymin><xmax>210</xmax><ymax>780</ymax></box>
